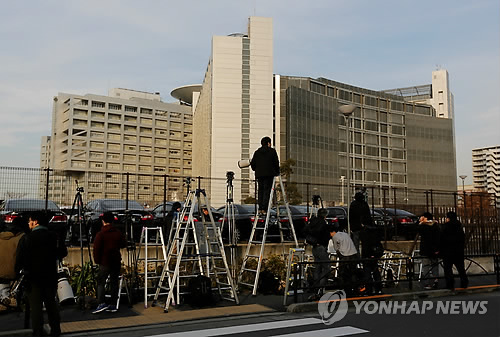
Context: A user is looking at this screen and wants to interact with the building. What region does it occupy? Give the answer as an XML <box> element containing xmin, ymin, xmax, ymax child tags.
<box><xmin>43</xmin><ymin>88</ymin><xmax>192</xmax><ymax>205</ymax></box>
<box><xmin>188</xmin><ymin>16</ymin><xmax>457</xmax><ymax>207</ymax></box>
<box><xmin>277</xmin><ymin>76</ymin><xmax>457</xmax><ymax>206</ymax></box>
<box><xmin>191</xmin><ymin>17</ymin><xmax>274</xmax><ymax>205</ymax></box>
<box><xmin>472</xmin><ymin>145</ymin><xmax>500</xmax><ymax>205</ymax></box>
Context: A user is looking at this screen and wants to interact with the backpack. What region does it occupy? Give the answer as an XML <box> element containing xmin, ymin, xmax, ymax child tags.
<box><xmin>187</xmin><ymin>275</ymin><xmax>214</xmax><ymax>307</ymax></box>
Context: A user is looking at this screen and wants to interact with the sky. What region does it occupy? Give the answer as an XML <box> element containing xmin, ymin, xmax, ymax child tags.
<box><xmin>0</xmin><ymin>0</ymin><xmax>498</xmax><ymax>185</ymax></box>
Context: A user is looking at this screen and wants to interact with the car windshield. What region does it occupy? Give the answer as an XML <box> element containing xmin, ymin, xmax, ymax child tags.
<box><xmin>101</xmin><ymin>200</ymin><xmax>144</xmax><ymax>211</ymax></box>
<box><xmin>6</xmin><ymin>199</ymin><xmax>60</xmax><ymax>212</ymax></box>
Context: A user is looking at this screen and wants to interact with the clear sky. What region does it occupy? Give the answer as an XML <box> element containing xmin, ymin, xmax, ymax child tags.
<box><xmin>0</xmin><ymin>0</ymin><xmax>498</xmax><ymax>185</ymax></box>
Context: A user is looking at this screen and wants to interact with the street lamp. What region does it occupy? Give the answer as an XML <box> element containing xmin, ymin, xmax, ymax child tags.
<box><xmin>459</xmin><ymin>175</ymin><xmax>467</xmax><ymax>193</ymax></box>
<box><xmin>339</xmin><ymin>104</ymin><xmax>356</xmax><ymax>234</ymax></box>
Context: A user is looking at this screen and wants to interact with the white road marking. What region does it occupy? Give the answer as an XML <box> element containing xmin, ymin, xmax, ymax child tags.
<box><xmin>273</xmin><ymin>326</ymin><xmax>369</xmax><ymax>337</ymax></box>
<box><xmin>149</xmin><ymin>317</ymin><xmax>323</xmax><ymax>337</ymax></box>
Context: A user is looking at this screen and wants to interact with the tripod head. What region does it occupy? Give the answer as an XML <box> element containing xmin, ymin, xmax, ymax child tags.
<box><xmin>312</xmin><ymin>194</ymin><xmax>322</xmax><ymax>206</ymax></box>
<box><xmin>75</xmin><ymin>180</ymin><xmax>84</xmax><ymax>193</ymax></box>
<box><xmin>226</xmin><ymin>171</ymin><xmax>235</xmax><ymax>185</ymax></box>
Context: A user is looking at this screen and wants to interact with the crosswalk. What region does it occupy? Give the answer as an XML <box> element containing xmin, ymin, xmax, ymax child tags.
<box><xmin>147</xmin><ymin>318</ymin><xmax>368</xmax><ymax>337</ymax></box>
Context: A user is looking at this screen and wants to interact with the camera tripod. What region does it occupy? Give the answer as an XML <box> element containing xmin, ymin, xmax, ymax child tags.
<box><xmin>221</xmin><ymin>171</ymin><xmax>238</xmax><ymax>280</ymax></box>
<box><xmin>67</xmin><ymin>181</ymin><xmax>93</xmax><ymax>268</ymax></box>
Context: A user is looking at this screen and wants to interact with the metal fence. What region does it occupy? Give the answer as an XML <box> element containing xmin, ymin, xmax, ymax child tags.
<box><xmin>1</xmin><ymin>166</ymin><xmax>499</xmax><ymax>254</ymax></box>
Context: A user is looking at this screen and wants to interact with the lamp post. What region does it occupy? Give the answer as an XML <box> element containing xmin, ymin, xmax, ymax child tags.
<box><xmin>339</xmin><ymin>104</ymin><xmax>356</xmax><ymax>234</ymax></box>
<box><xmin>459</xmin><ymin>175</ymin><xmax>467</xmax><ymax>193</ymax></box>
<box><xmin>340</xmin><ymin>176</ymin><xmax>345</xmax><ymax>205</ymax></box>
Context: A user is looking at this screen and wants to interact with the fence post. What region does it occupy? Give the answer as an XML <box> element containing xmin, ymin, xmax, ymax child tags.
<box><xmin>44</xmin><ymin>168</ymin><xmax>51</xmax><ymax>210</ymax></box>
<box><xmin>393</xmin><ymin>188</ymin><xmax>398</xmax><ymax>239</ymax></box>
<box><xmin>293</xmin><ymin>263</ymin><xmax>298</xmax><ymax>303</ymax></box>
<box><xmin>306</xmin><ymin>183</ymin><xmax>310</xmax><ymax>215</ymax></box>
<box><xmin>495</xmin><ymin>254</ymin><xmax>500</xmax><ymax>285</ymax></box>
<box><xmin>453</xmin><ymin>192</ymin><xmax>457</xmax><ymax>213</ymax></box>
<box><xmin>407</xmin><ymin>257</ymin><xmax>413</xmax><ymax>290</ymax></box>
<box><xmin>163</xmin><ymin>174</ymin><xmax>167</xmax><ymax>219</ymax></box>
<box><xmin>430</xmin><ymin>189</ymin><xmax>434</xmax><ymax>215</ymax></box>
<box><xmin>425</xmin><ymin>190</ymin><xmax>429</xmax><ymax>213</ymax></box>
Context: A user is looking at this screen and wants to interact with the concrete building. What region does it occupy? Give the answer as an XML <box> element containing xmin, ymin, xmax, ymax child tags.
<box><xmin>191</xmin><ymin>17</ymin><xmax>274</xmax><ymax>205</ymax></box>
<box><xmin>43</xmin><ymin>88</ymin><xmax>192</xmax><ymax>205</ymax></box>
<box><xmin>472</xmin><ymin>145</ymin><xmax>500</xmax><ymax>205</ymax></box>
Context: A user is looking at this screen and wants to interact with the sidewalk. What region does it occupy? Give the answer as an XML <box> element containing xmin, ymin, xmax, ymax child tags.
<box><xmin>0</xmin><ymin>279</ymin><xmax>498</xmax><ymax>336</ymax></box>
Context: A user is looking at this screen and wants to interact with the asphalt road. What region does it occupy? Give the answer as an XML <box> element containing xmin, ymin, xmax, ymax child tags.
<box><xmin>65</xmin><ymin>290</ymin><xmax>500</xmax><ymax>337</ymax></box>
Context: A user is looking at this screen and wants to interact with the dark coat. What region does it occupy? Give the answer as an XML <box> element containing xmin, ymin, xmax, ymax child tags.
<box><xmin>16</xmin><ymin>226</ymin><xmax>63</xmax><ymax>287</ymax></box>
<box><xmin>304</xmin><ymin>216</ymin><xmax>333</xmax><ymax>247</ymax></box>
<box><xmin>93</xmin><ymin>225</ymin><xmax>126</xmax><ymax>267</ymax></box>
<box><xmin>349</xmin><ymin>199</ymin><xmax>373</xmax><ymax>232</ymax></box>
<box><xmin>250</xmin><ymin>146</ymin><xmax>280</xmax><ymax>178</ymax></box>
<box><xmin>440</xmin><ymin>219</ymin><xmax>465</xmax><ymax>258</ymax></box>
<box><xmin>418</xmin><ymin>222</ymin><xmax>440</xmax><ymax>257</ymax></box>
<box><xmin>360</xmin><ymin>226</ymin><xmax>383</xmax><ymax>258</ymax></box>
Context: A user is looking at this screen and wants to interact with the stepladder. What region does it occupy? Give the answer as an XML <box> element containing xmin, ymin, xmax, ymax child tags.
<box><xmin>237</xmin><ymin>175</ymin><xmax>299</xmax><ymax>296</ymax></box>
<box><xmin>135</xmin><ymin>226</ymin><xmax>168</xmax><ymax>308</ymax></box>
<box><xmin>283</xmin><ymin>247</ymin><xmax>307</xmax><ymax>305</ymax></box>
<box><xmin>105</xmin><ymin>275</ymin><xmax>130</xmax><ymax>310</ymax></box>
<box><xmin>153</xmin><ymin>189</ymin><xmax>239</xmax><ymax>312</ymax></box>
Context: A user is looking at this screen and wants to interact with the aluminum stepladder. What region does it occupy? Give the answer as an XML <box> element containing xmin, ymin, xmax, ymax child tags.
<box><xmin>135</xmin><ymin>226</ymin><xmax>168</xmax><ymax>307</ymax></box>
<box><xmin>153</xmin><ymin>188</ymin><xmax>238</xmax><ymax>312</ymax></box>
<box><xmin>237</xmin><ymin>175</ymin><xmax>299</xmax><ymax>296</ymax></box>
<box><xmin>105</xmin><ymin>275</ymin><xmax>130</xmax><ymax>310</ymax></box>
<box><xmin>282</xmin><ymin>247</ymin><xmax>306</xmax><ymax>305</ymax></box>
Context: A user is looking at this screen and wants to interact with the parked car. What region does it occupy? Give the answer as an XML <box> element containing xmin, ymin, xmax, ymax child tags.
<box><xmin>325</xmin><ymin>206</ymin><xmax>388</xmax><ymax>236</ymax></box>
<box><xmin>374</xmin><ymin>208</ymin><xmax>419</xmax><ymax>240</ymax></box>
<box><xmin>276</xmin><ymin>205</ymin><xmax>312</xmax><ymax>239</ymax></box>
<box><xmin>0</xmin><ymin>198</ymin><xmax>68</xmax><ymax>244</ymax></box>
<box><xmin>216</xmin><ymin>204</ymin><xmax>287</xmax><ymax>242</ymax></box>
<box><xmin>85</xmin><ymin>199</ymin><xmax>154</xmax><ymax>242</ymax></box>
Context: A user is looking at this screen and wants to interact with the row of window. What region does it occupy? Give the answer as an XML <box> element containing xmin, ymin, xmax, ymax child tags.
<box><xmin>70</xmin><ymin>128</ymin><xmax>192</xmax><ymax>140</ymax></box>
<box><xmin>71</xmin><ymin>160</ymin><xmax>191</xmax><ymax>175</ymax></box>
<box><xmin>74</xmin><ymin>99</ymin><xmax>191</xmax><ymax>119</ymax></box>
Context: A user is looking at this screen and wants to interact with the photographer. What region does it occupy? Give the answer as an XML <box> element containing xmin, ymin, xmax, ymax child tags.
<box><xmin>250</xmin><ymin>136</ymin><xmax>280</xmax><ymax>215</ymax></box>
<box><xmin>16</xmin><ymin>211</ymin><xmax>64</xmax><ymax>337</ymax></box>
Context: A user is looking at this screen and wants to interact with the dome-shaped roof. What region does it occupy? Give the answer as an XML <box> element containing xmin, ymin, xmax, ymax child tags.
<box><xmin>170</xmin><ymin>84</ymin><xmax>202</xmax><ymax>105</ymax></box>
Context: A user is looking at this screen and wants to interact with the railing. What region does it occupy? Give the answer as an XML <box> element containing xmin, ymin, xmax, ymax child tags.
<box><xmin>287</xmin><ymin>253</ymin><xmax>500</xmax><ymax>304</ymax></box>
<box><xmin>0</xmin><ymin>166</ymin><xmax>498</xmax><ymax>253</ymax></box>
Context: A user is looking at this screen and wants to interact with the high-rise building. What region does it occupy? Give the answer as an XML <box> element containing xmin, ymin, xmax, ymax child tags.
<box><xmin>472</xmin><ymin>145</ymin><xmax>500</xmax><ymax>204</ymax></box>
<box><xmin>43</xmin><ymin>88</ymin><xmax>192</xmax><ymax>205</ymax></box>
<box><xmin>192</xmin><ymin>17</ymin><xmax>274</xmax><ymax>205</ymax></box>
<box><xmin>189</xmin><ymin>16</ymin><xmax>457</xmax><ymax>206</ymax></box>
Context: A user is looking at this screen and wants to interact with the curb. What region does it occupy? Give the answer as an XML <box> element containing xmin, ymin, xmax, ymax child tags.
<box><xmin>286</xmin><ymin>285</ymin><xmax>500</xmax><ymax>313</ymax></box>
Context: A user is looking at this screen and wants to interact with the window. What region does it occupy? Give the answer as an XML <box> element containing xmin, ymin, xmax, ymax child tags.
<box><xmin>109</xmin><ymin>103</ymin><xmax>122</xmax><ymax>111</ymax></box>
<box><xmin>91</xmin><ymin>121</ymin><xmax>104</xmax><ymax>129</ymax></box>
<box><xmin>107</xmin><ymin>133</ymin><xmax>120</xmax><ymax>141</ymax></box>
<box><xmin>125</xmin><ymin>106</ymin><xmax>137</xmax><ymax>113</ymax></box>
<box><xmin>141</xmin><ymin>108</ymin><xmax>152</xmax><ymax>115</ymax></box>
<box><xmin>91</xmin><ymin>101</ymin><xmax>105</xmax><ymax>108</ymax></box>
<box><xmin>108</xmin><ymin>123</ymin><xmax>121</xmax><ymax>131</ymax></box>
<box><xmin>124</xmin><ymin>135</ymin><xmax>136</xmax><ymax>142</ymax></box>
<box><xmin>109</xmin><ymin>113</ymin><xmax>121</xmax><ymax>121</ymax></box>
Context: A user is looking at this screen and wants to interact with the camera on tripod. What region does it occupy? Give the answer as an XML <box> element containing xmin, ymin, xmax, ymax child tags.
<box><xmin>226</xmin><ymin>171</ymin><xmax>235</xmax><ymax>183</ymax></box>
<box><xmin>76</xmin><ymin>187</ymin><xmax>84</xmax><ymax>193</ymax></box>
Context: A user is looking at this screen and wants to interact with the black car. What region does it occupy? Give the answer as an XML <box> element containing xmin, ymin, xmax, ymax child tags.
<box><xmin>0</xmin><ymin>198</ymin><xmax>68</xmax><ymax>243</ymax></box>
<box><xmin>85</xmin><ymin>199</ymin><xmax>154</xmax><ymax>242</ymax></box>
<box><xmin>276</xmin><ymin>205</ymin><xmax>312</xmax><ymax>239</ymax></box>
<box><xmin>216</xmin><ymin>204</ymin><xmax>285</xmax><ymax>242</ymax></box>
<box><xmin>325</xmin><ymin>206</ymin><xmax>387</xmax><ymax>235</ymax></box>
<box><xmin>374</xmin><ymin>208</ymin><xmax>418</xmax><ymax>240</ymax></box>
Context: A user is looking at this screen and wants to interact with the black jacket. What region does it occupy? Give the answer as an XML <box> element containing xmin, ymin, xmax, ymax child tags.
<box><xmin>349</xmin><ymin>199</ymin><xmax>373</xmax><ymax>232</ymax></box>
<box><xmin>304</xmin><ymin>216</ymin><xmax>333</xmax><ymax>247</ymax></box>
<box><xmin>250</xmin><ymin>146</ymin><xmax>280</xmax><ymax>178</ymax></box>
<box><xmin>16</xmin><ymin>226</ymin><xmax>65</xmax><ymax>287</ymax></box>
<box><xmin>418</xmin><ymin>222</ymin><xmax>440</xmax><ymax>257</ymax></box>
<box><xmin>440</xmin><ymin>219</ymin><xmax>465</xmax><ymax>258</ymax></box>
<box><xmin>360</xmin><ymin>226</ymin><xmax>383</xmax><ymax>258</ymax></box>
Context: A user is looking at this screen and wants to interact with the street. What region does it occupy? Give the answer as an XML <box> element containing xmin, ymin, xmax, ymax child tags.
<box><xmin>67</xmin><ymin>291</ymin><xmax>500</xmax><ymax>337</ymax></box>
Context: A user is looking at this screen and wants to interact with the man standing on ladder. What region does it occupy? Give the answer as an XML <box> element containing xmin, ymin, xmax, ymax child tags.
<box><xmin>251</xmin><ymin>136</ymin><xmax>280</xmax><ymax>215</ymax></box>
